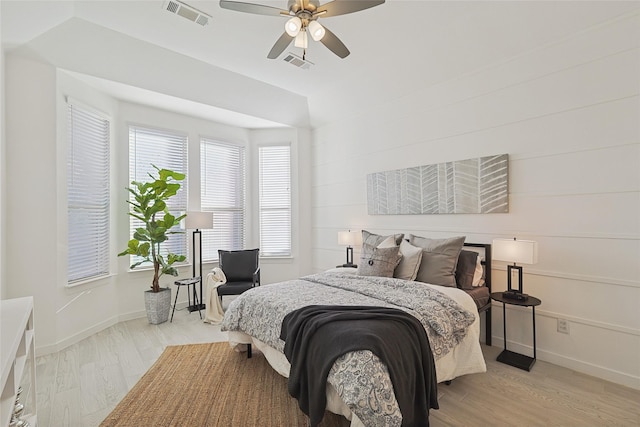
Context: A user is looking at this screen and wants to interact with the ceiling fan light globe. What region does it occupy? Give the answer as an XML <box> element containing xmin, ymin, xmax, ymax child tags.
<box><xmin>294</xmin><ymin>31</ymin><xmax>308</xmax><ymax>48</ymax></box>
<box><xmin>308</xmin><ymin>20</ymin><xmax>326</xmax><ymax>41</ymax></box>
<box><xmin>285</xmin><ymin>16</ymin><xmax>302</xmax><ymax>36</ymax></box>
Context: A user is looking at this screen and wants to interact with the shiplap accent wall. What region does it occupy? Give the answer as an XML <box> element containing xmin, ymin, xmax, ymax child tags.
<box><xmin>311</xmin><ymin>12</ymin><xmax>640</xmax><ymax>388</ymax></box>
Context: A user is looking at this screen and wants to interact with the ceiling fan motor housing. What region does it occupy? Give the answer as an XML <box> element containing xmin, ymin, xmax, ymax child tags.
<box><xmin>288</xmin><ymin>0</ymin><xmax>320</xmax><ymax>15</ymax></box>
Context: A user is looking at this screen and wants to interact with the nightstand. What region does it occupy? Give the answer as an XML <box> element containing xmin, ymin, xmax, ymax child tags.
<box><xmin>490</xmin><ymin>292</ymin><xmax>542</xmax><ymax>371</ymax></box>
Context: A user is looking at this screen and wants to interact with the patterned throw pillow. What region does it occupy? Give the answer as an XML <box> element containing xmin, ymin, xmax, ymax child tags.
<box><xmin>361</xmin><ymin>230</ymin><xmax>404</xmax><ymax>247</ymax></box>
<box><xmin>357</xmin><ymin>243</ymin><xmax>402</xmax><ymax>277</ymax></box>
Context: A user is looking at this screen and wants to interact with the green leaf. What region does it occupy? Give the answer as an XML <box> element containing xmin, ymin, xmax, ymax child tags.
<box><xmin>162</xmin><ymin>266</ymin><xmax>180</xmax><ymax>276</ymax></box>
<box><xmin>129</xmin><ymin>260</ymin><xmax>147</xmax><ymax>269</ymax></box>
<box><xmin>117</xmin><ymin>249</ymin><xmax>130</xmax><ymax>257</ymax></box>
<box><xmin>167</xmin><ymin>253</ymin><xmax>186</xmax><ymax>264</ymax></box>
<box><xmin>138</xmin><ymin>242</ymin><xmax>150</xmax><ymax>257</ymax></box>
<box><xmin>133</xmin><ymin>230</ymin><xmax>150</xmax><ymax>242</ymax></box>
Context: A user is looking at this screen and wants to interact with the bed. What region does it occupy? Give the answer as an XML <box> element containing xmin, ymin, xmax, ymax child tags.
<box><xmin>221</xmin><ymin>234</ymin><xmax>492</xmax><ymax>426</ymax></box>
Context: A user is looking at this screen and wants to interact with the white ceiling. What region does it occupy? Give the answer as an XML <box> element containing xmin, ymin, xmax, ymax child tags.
<box><xmin>2</xmin><ymin>1</ymin><xmax>638</xmax><ymax>128</ymax></box>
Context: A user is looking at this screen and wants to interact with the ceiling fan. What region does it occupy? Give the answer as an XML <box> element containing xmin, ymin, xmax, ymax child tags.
<box><xmin>219</xmin><ymin>0</ymin><xmax>385</xmax><ymax>59</ymax></box>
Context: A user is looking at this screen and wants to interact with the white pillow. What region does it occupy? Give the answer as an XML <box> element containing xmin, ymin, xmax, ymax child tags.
<box><xmin>472</xmin><ymin>256</ymin><xmax>484</xmax><ymax>287</ymax></box>
<box><xmin>395</xmin><ymin>240</ymin><xmax>423</xmax><ymax>281</ymax></box>
<box><xmin>376</xmin><ymin>235</ymin><xmax>398</xmax><ymax>248</ymax></box>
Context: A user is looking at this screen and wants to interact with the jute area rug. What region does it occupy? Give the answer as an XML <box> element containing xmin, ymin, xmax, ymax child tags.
<box><xmin>100</xmin><ymin>342</ymin><xmax>350</xmax><ymax>427</ymax></box>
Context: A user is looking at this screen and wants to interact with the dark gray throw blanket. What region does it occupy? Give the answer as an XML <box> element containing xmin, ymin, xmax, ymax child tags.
<box><xmin>280</xmin><ymin>305</ymin><xmax>439</xmax><ymax>427</ymax></box>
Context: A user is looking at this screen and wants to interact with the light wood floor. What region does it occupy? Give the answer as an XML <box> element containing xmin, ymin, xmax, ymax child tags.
<box><xmin>31</xmin><ymin>309</ymin><xmax>639</xmax><ymax>427</ymax></box>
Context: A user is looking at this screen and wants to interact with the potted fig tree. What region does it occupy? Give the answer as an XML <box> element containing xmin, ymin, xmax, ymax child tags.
<box><xmin>118</xmin><ymin>165</ymin><xmax>187</xmax><ymax>324</ymax></box>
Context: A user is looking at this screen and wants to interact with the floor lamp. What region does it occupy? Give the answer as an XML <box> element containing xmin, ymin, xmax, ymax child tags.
<box><xmin>185</xmin><ymin>211</ymin><xmax>214</xmax><ymax>311</ymax></box>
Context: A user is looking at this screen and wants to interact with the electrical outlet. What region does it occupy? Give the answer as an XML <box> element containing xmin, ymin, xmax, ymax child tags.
<box><xmin>557</xmin><ymin>318</ymin><xmax>570</xmax><ymax>334</ymax></box>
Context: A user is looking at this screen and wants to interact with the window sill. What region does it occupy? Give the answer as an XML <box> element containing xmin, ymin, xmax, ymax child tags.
<box><xmin>260</xmin><ymin>256</ymin><xmax>294</xmax><ymax>263</ymax></box>
<box><xmin>126</xmin><ymin>263</ymin><xmax>192</xmax><ymax>274</ymax></box>
<box><xmin>66</xmin><ymin>273</ymin><xmax>114</xmax><ymax>288</ymax></box>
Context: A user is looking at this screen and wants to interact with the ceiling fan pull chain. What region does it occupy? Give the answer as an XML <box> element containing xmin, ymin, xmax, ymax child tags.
<box><xmin>303</xmin><ymin>48</ymin><xmax>306</xmax><ymax>61</ymax></box>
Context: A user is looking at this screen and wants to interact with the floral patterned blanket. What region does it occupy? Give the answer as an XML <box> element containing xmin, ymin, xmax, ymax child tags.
<box><xmin>221</xmin><ymin>272</ymin><xmax>476</xmax><ymax>426</ymax></box>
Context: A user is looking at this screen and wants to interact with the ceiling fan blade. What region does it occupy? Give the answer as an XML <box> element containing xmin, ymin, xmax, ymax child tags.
<box><xmin>219</xmin><ymin>0</ymin><xmax>288</xmax><ymax>17</ymax></box>
<box><xmin>319</xmin><ymin>26</ymin><xmax>350</xmax><ymax>58</ymax></box>
<box><xmin>317</xmin><ymin>0</ymin><xmax>384</xmax><ymax>18</ymax></box>
<box><xmin>267</xmin><ymin>32</ymin><xmax>294</xmax><ymax>59</ymax></box>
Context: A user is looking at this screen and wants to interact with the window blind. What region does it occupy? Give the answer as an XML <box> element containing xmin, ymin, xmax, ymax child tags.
<box><xmin>128</xmin><ymin>126</ymin><xmax>188</xmax><ymax>266</ymax></box>
<box><xmin>259</xmin><ymin>145</ymin><xmax>291</xmax><ymax>257</ymax></box>
<box><xmin>200</xmin><ymin>138</ymin><xmax>245</xmax><ymax>261</ymax></box>
<box><xmin>67</xmin><ymin>103</ymin><xmax>110</xmax><ymax>284</ymax></box>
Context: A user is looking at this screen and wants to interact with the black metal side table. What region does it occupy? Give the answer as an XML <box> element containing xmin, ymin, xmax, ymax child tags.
<box><xmin>490</xmin><ymin>292</ymin><xmax>542</xmax><ymax>371</ymax></box>
<box><xmin>171</xmin><ymin>277</ymin><xmax>202</xmax><ymax>322</ymax></box>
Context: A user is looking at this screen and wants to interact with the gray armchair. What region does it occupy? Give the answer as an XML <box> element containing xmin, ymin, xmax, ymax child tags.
<box><xmin>216</xmin><ymin>248</ymin><xmax>260</xmax><ymax>302</ymax></box>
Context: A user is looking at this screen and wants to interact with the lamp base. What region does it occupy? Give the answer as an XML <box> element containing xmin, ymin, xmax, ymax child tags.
<box><xmin>502</xmin><ymin>290</ymin><xmax>529</xmax><ymax>301</ymax></box>
<box><xmin>336</xmin><ymin>263</ymin><xmax>358</xmax><ymax>269</ymax></box>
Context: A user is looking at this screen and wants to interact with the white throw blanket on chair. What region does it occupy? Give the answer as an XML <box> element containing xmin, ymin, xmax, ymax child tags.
<box><xmin>204</xmin><ymin>267</ymin><xmax>226</xmax><ymax>324</ymax></box>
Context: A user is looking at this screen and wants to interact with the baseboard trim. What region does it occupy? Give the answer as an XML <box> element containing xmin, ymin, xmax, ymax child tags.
<box><xmin>35</xmin><ymin>302</ymin><xmax>189</xmax><ymax>357</ymax></box>
<box><xmin>492</xmin><ymin>301</ymin><xmax>640</xmax><ymax>337</ymax></box>
<box><xmin>36</xmin><ymin>315</ymin><xmax>120</xmax><ymax>356</ymax></box>
<box><xmin>491</xmin><ymin>337</ymin><xmax>640</xmax><ymax>390</ymax></box>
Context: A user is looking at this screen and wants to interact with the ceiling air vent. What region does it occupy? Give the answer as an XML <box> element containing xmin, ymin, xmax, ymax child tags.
<box><xmin>163</xmin><ymin>0</ymin><xmax>211</xmax><ymax>26</ymax></box>
<box><xmin>283</xmin><ymin>53</ymin><xmax>314</xmax><ymax>70</ymax></box>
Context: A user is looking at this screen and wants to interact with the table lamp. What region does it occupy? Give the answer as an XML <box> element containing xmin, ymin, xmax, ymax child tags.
<box><xmin>492</xmin><ymin>237</ymin><xmax>538</xmax><ymax>301</ymax></box>
<box><xmin>337</xmin><ymin>230</ymin><xmax>360</xmax><ymax>268</ymax></box>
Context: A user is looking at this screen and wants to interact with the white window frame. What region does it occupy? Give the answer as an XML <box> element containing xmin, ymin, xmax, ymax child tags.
<box><xmin>66</xmin><ymin>101</ymin><xmax>111</xmax><ymax>285</ymax></box>
<box><xmin>200</xmin><ymin>137</ymin><xmax>246</xmax><ymax>262</ymax></box>
<box><xmin>258</xmin><ymin>144</ymin><xmax>292</xmax><ymax>257</ymax></box>
<box><xmin>128</xmin><ymin>124</ymin><xmax>189</xmax><ymax>268</ymax></box>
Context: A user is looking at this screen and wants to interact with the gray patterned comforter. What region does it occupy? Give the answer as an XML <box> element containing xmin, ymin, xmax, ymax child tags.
<box><xmin>221</xmin><ymin>272</ymin><xmax>476</xmax><ymax>426</ymax></box>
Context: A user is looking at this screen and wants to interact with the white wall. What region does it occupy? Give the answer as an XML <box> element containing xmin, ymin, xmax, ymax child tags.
<box><xmin>0</xmin><ymin>3</ymin><xmax>5</xmax><ymax>300</ymax></box>
<box><xmin>4</xmin><ymin>53</ymin><xmax>312</xmax><ymax>354</ymax></box>
<box><xmin>310</xmin><ymin>12</ymin><xmax>640</xmax><ymax>389</ymax></box>
<box><xmin>6</xmin><ymin>55</ymin><xmax>60</xmax><ymax>349</ymax></box>
<box><xmin>5</xmin><ymin>59</ymin><xmax>125</xmax><ymax>353</ymax></box>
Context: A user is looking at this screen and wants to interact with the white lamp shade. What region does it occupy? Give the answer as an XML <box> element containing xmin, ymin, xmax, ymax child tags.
<box><xmin>493</xmin><ymin>238</ymin><xmax>538</xmax><ymax>265</ymax></box>
<box><xmin>185</xmin><ymin>211</ymin><xmax>213</xmax><ymax>230</ymax></box>
<box><xmin>338</xmin><ymin>230</ymin><xmax>361</xmax><ymax>247</ymax></box>
<box><xmin>285</xmin><ymin>16</ymin><xmax>302</xmax><ymax>37</ymax></box>
<box><xmin>308</xmin><ymin>20</ymin><xmax>326</xmax><ymax>41</ymax></box>
<box><xmin>294</xmin><ymin>30</ymin><xmax>308</xmax><ymax>48</ymax></box>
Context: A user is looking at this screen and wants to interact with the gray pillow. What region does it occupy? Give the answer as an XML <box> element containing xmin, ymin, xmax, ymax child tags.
<box><xmin>357</xmin><ymin>243</ymin><xmax>402</xmax><ymax>277</ymax></box>
<box><xmin>408</xmin><ymin>235</ymin><xmax>466</xmax><ymax>287</ymax></box>
<box><xmin>362</xmin><ymin>230</ymin><xmax>404</xmax><ymax>247</ymax></box>
<box><xmin>455</xmin><ymin>250</ymin><xmax>479</xmax><ymax>290</ymax></box>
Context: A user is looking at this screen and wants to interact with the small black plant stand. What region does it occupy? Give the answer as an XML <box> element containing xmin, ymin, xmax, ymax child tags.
<box><xmin>171</xmin><ymin>277</ymin><xmax>202</xmax><ymax>322</ymax></box>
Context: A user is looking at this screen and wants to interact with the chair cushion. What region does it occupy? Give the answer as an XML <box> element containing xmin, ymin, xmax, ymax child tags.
<box><xmin>219</xmin><ymin>249</ymin><xmax>259</xmax><ymax>282</ymax></box>
<box><xmin>216</xmin><ymin>281</ymin><xmax>255</xmax><ymax>296</ymax></box>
